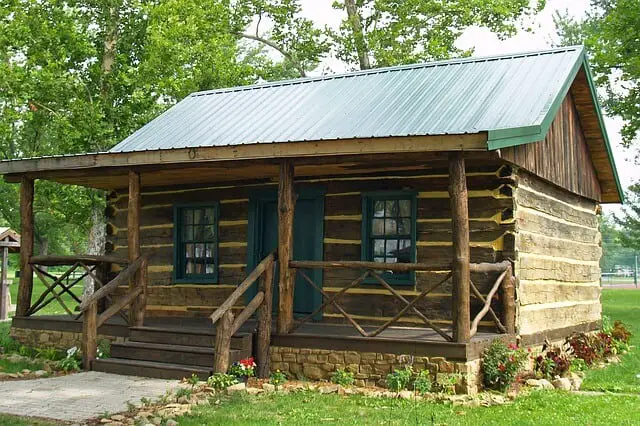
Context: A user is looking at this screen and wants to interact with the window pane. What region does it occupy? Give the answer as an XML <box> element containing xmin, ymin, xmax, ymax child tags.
<box><xmin>194</xmin><ymin>209</ymin><xmax>204</xmax><ymax>225</ymax></box>
<box><xmin>186</xmin><ymin>259</ymin><xmax>194</xmax><ymax>274</ymax></box>
<box><xmin>183</xmin><ymin>209</ymin><xmax>193</xmax><ymax>225</ymax></box>
<box><xmin>373</xmin><ymin>257</ymin><xmax>385</xmax><ymax>263</ymax></box>
<box><xmin>398</xmin><ymin>239</ymin><xmax>412</xmax><ymax>263</ymax></box>
<box><xmin>203</xmin><ymin>208</ymin><xmax>215</xmax><ymax>224</ymax></box>
<box><xmin>203</xmin><ymin>225</ymin><xmax>215</xmax><ymax>241</ymax></box>
<box><xmin>195</xmin><ymin>243</ymin><xmax>205</xmax><ymax>259</ymax></box>
<box><xmin>205</xmin><ymin>264</ymin><xmax>215</xmax><ymax>274</ymax></box>
<box><xmin>185</xmin><ymin>243</ymin><xmax>194</xmax><ymax>258</ymax></box>
<box><xmin>183</xmin><ymin>225</ymin><xmax>194</xmax><ymax>241</ymax></box>
<box><xmin>373</xmin><ymin>239</ymin><xmax>385</xmax><ymax>256</ymax></box>
<box><xmin>385</xmin><ymin>200</ymin><xmax>397</xmax><ymax>217</ymax></box>
<box><xmin>205</xmin><ymin>243</ymin><xmax>214</xmax><ymax>259</ymax></box>
<box><xmin>397</xmin><ymin>218</ymin><xmax>411</xmax><ymax>235</ymax></box>
<box><xmin>399</xmin><ymin>199</ymin><xmax>411</xmax><ymax>217</ymax></box>
<box><xmin>385</xmin><ymin>239</ymin><xmax>398</xmax><ymax>257</ymax></box>
<box><xmin>373</xmin><ymin>201</ymin><xmax>385</xmax><ymax>217</ymax></box>
<box><xmin>385</xmin><ymin>257</ymin><xmax>397</xmax><ymax>264</ymax></box>
<box><xmin>385</xmin><ymin>219</ymin><xmax>397</xmax><ymax>235</ymax></box>
<box><xmin>372</xmin><ymin>218</ymin><xmax>385</xmax><ymax>236</ymax></box>
<box><xmin>194</xmin><ymin>225</ymin><xmax>204</xmax><ymax>241</ymax></box>
<box><xmin>195</xmin><ymin>261</ymin><xmax>204</xmax><ymax>274</ymax></box>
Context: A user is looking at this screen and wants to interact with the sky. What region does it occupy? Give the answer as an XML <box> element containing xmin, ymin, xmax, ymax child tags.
<box><xmin>297</xmin><ymin>0</ymin><xmax>637</xmax><ymax>213</ymax></box>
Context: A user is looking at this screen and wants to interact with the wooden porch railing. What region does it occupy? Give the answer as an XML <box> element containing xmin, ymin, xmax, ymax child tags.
<box><xmin>26</xmin><ymin>255</ymin><xmax>129</xmax><ymax>317</ymax></box>
<box><xmin>289</xmin><ymin>260</ymin><xmax>516</xmax><ymax>342</ymax></box>
<box><xmin>210</xmin><ymin>251</ymin><xmax>275</xmax><ymax>377</ymax></box>
<box><xmin>78</xmin><ymin>255</ymin><xmax>148</xmax><ymax>370</ymax></box>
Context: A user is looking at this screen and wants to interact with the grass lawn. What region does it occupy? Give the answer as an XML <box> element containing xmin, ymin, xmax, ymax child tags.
<box><xmin>179</xmin><ymin>390</ymin><xmax>640</xmax><ymax>425</ymax></box>
<box><xmin>581</xmin><ymin>289</ymin><xmax>640</xmax><ymax>393</ymax></box>
<box><xmin>0</xmin><ymin>415</ymin><xmax>60</xmax><ymax>426</ymax></box>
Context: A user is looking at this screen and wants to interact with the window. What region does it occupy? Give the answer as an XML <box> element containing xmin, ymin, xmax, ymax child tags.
<box><xmin>362</xmin><ymin>193</ymin><xmax>416</xmax><ymax>285</ymax></box>
<box><xmin>174</xmin><ymin>204</ymin><xmax>219</xmax><ymax>283</ymax></box>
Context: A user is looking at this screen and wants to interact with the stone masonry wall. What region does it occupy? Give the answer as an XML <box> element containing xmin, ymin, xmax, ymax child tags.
<box><xmin>270</xmin><ymin>346</ymin><xmax>482</xmax><ymax>394</ymax></box>
<box><xmin>10</xmin><ymin>327</ymin><xmax>125</xmax><ymax>351</ymax></box>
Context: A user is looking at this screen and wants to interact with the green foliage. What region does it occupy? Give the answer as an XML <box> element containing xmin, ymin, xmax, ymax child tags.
<box><xmin>57</xmin><ymin>346</ymin><xmax>81</xmax><ymax>372</ymax></box>
<box><xmin>614</xmin><ymin>184</ymin><xmax>640</xmax><ymax>252</ymax></box>
<box><xmin>97</xmin><ymin>339</ymin><xmax>111</xmax><ymax>359</ymax></box>
<box><xmin>187</xmin><ymin>373</ymin><xmax>201</xmax><ymax>389</ymax></box>
<box><xmin>175</xmin><ymin>387</ymin><xmax>193</xmax><ymax>401</ymax></box>
<box><xmin>571</xmin><ymin>358</ymin><xmax>588</xmax><ymax>373</ymax></box>
<box><xmin>385</xmin><ymin>366</ymin><xmax>413</xmax><ymax>392</ymax></box>
<box><xmin>330</xmin><ymin>369</ymin><xmax>354</xmax><ymax>387</ymax></box>
<box><xmin>330</xmin><ymin>0</ymin><xmax>546</xmax><ymax>70</ymax></box>
<box><xmin>207</xmin><ymin>373</ymin><xmax>238</xmax><ymax>391</ymax></box>
<box><xmin>269</xmin><ymin>369</ymin><xmax>287</xmax><ymax>388</ymax></box>
<box><xmin>534</xmin><ymin>344</ymin><xmax>571</xmax><ymax>380</ymax></box>
<box><xmin>482</xmin><ymin>340</ymin><xmax>528</xmax><ymax>391</ymax></box>
<box><xmin>432</xmin><ymin>373</ymin><xmax>461</xmax><ymax>395</ymax></box>
<box><xmin>412</xmin><ymin>370</ymin><xmax>431</xmax><ymax>395</ymax></box>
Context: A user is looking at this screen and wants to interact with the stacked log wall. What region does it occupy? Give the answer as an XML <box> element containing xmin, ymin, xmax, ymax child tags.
<box><xmin>513</xmin><ymin>170</ymin><xmax>602</xmax><ymax>336</ymax></box>
<box><xmin>106</xmin><ymin>163</ymin><xmax>515</xmax><ymax>327</ymax></box>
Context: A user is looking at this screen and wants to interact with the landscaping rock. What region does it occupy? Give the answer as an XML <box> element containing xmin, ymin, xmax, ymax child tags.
<box><xmin>21</xmin><ymin>369</ymin><xmax>30</xmax><ymax>374</ymax></box>
<box><xmin>227</xmin><ymin>382</ymin><xmax>246</xmax><ymax>392</ymax></box>
<box><xmin>398</xmin><ymin>390</ymin><xmax>413</xmax><ymax>400</ymax></box>
<box><xmin>319</xmin><ymin>384</ymin><xmax>340</xmax><ymax>394</ymax></box>
<box><xmin>552</xmin><ymin>378</ymin><xmax>572</xmax><ymax>391</ymax></box>
<box><xmin>247</xmin><ymin>387</ymin><xmax>263</xmax><ymax>395</ymax></box>
<box><xmin>110</xmin><ymin>415</ymin><xmax>126</xmax><ymax>421</ymax></box>
<box><xmin>166</xmin><ymin>420</ymin><xmax>178</xmax><ymax>426</ymax></box>
<box><xmin>569</xmin><ymin>373</ymin><xmax>583</xmax><ymax>391</ymax></box>
<box><xmin>262</xmin><ymin>383</ymin><xmax>276</xmax><ymax>392</ymax></box>
<box><xmin>33</xmin><ymin>370</ymin><xmax>48</xmax><ymax>378</ymax></box>
<box><xmin>538</xmin><ymin>379</ymin><xmax>554</xmax><ymax>390</ymax></box>
<box><xmin>525</xmin><ymin>379</ymin><xmax>544</xmax><ymax>388</ymax></box>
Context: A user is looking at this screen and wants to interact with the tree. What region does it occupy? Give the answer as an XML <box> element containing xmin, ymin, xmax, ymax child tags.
<box><xmin>555</xmin><ymin>0</ymin><xmax>640</xmax><ymax>153</ymax></box>
<box><xmin>615</xmin><ymin>183</ymin><xmax>640</xmax><ymax>252</ymax></box>
<box><xmin>329</xmin><ymin>0</ymin><xmax>547</xmax><ymax>70</ymax></box>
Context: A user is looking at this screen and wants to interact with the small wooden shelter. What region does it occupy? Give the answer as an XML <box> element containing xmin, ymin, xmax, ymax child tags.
<box><xmin>1</xmin><ymin>46</ymin><xmax>622</xmax><ymax>393</ymax></box>
<box><xmin>0</xmin><ymin>228</ymin><xmax>20</xmax><ymax>320</ymax></box>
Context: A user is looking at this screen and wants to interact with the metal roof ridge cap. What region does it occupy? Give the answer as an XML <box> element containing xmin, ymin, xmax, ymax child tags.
<box><xmin>188</xmin><ymin>46</ymin><xmax>586</xmax><ymax>98</ymax></box>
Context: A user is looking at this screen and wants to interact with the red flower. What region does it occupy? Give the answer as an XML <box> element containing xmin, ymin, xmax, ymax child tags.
<box><xmin>508</xmin><ymin>343</ymin><xmax>518</xmax><ymax>350</ymax></box>
<box><xmin>498</xmin><ymin>363</ymin><xmax>506</xmax><ymax>372</ymax></box>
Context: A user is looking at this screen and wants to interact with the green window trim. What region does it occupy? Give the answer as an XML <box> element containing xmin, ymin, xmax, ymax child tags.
<box><xmin>361</xmin><ymin>191</ymin><xmax>417</xmax><ymax>286</ymax></box>
<box><xmin>173</xmin><ymin>202</ymin><xmax>220</xmax><ymax>284</ymax></box>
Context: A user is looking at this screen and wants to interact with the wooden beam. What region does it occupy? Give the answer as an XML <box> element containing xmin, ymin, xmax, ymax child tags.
<box><xmin>213</xmin><ymin>310</ymin><xmax>234</xmax><ymax>373</ymax></box>
<box><xmin>82</xmin><ymin>301</ymin><xmax>97</xmax><ymax>371</ymax></box>
<box><xmin>30</xmin><ymin>254</ymin><xmax>128</xmax><ymax>266</ymax></box>
<box><xmin>502</xmin><ymin>264</ymin><xmax>516</xmax><ymax>334</ymax></box>
<box><xmin>289</xmin><ymin>260</ymin><xmax>450</xmax><ymax>272</ymax></box>
<box><xmin>277</xmin><ymin>160</ymin><xmax>295</xmax><ymax>334</ymax></box>
<box><xmin>17</xmin><ymin>177</ymin><xmax>34</xmax><ymax>317</ymax></box>
<box><xmin>449</xmin><ymin>152</ymin><xmax>471</xmax><ymax>343</ymax></box>
<box><xmin>256</xmin><ymin>258</ymin><xmax>274</xmax><ymax>378</ymax></box>
<box><xmin>127</xmin><ymin>170</ymin><xmax>143</xmax><ymax>326</ymax></box>
<box><xmin>0</xmin><ymin>245</ymin><xmax>8</xmax><ymax>320</ymax></box>
<box><xmin>0</xmin><ymin>134</ymin><xmax>488</xmax><ymax>178</ymax></box>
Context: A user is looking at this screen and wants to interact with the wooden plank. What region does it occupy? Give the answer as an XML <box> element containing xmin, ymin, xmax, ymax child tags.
<box><xmin>277</xmin><ymin>160</ymin><xmax>295</xmax><ymax>334</ymax></box>
<box><xmin>29</xmin><ymin>255</ymin><xmax>128</xmax><ymax>266</ymax></box>
<box><xmin>128</xmin><ymin>170</ymin><xmax>143</xmax><ymax>326</ymax></box>
<box><xmin>82</xmin><ymin>301</ymin><xmax>98</xmax><ymax>371</ymax></box>
<box><xmin>17</xmin><ymin>177</ymin><xmax>34</xmax><ymax>317</ymax></box>
<box><xmin>0</xmin><ymin>246</ymin><xmax>8</xmax><ymax>320</ymax></box>
<box><xmin>449</xmin><ymin>152</ymin><xmax>470</xmax><ymax>343</ymax></box>
<box><xmin>231</xmin><ymin>291</ymin><xmax>264</xmax><ymax>336</ymax></box>
<box><xmin>289</xmin><ymin>260</ymin><xmax>450</xmax><ymax>272</ymax></box>
<box><xmin>80</xmin><ymin>256</ymin><xmax>144</xmax><ymax>311</ymax></box>
<box><xmin>97</xmin><ymin>287</ymin><xmax>142</xmax><ymax>328</ymax></box>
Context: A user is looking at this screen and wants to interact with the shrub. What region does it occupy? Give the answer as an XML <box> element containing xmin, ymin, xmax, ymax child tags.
<box><xmin>207</xmin><ymin>373</ymin><xmax>237</xmax><ymax>391</ymax></box>
<box><xmin>432</xmin><ymin>373</ymin><xmax>461</xmax><ymax>395</ymax></box>
<box><xmin>228</xmin><ymin>357</ymin><xmax>257</xmax><ymax>378</ymax></box>
<box><xmin>330</xmin><ymin>369</ymin><xmax>354</xmax><ymax>387</ymax></box>
<box><xmin>175</xmin><ymin>387</ymin><xmax>192</xmax><ymax>400</ymax></box>
<box><xmin>594</xmin><ymin>332</ymin><xmax>614</xmax><ymax>357</ymax></box>
<box><xmin>567</xmin><ymin>333</ymin><xmax>599</xmax><ymax>365</ymax></box>
<box><xmin>534</xmin><ymin>345</ymin><xmax>571</xmax><ymax>380</ymax></box>
<box><xmin>269</xmin><ymin>370</ymin><xmax>288</xmax><ymax>388</ymax></box>
<box><xmin>57</xmin><ymin>346</ymin><xmax>81</xmax><ymax>372</ymax></box>
<box><xmin>186</xmin><ymin>373</ymin><xmax>200</xmax><ymax>389</ymax></box>
<box><xmin>611</xmin><ymin>320</ymin><xmax>632</xmax><ymax>344</ymax></box>
<box><xmin>413</xmin><ymin>370</ymin><xmax>432</xmax><ymax>395</ymax></box>
<box><xmin>386</xmin><ymin>366</ymin><xmax>413</xmax><ymax>392</ymax></box>
<box><xmin>570</xmin><ymin>358</ymin><xmax>588</xmax><ymax>373</ymax></box>
<box><xmin>482</xmin><ymin>340</ymin><xmax>528</xmax><ymax>391</ymax></box>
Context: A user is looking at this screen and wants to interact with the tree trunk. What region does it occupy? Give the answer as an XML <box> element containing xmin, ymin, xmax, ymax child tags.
<box><xmin>344</xmin><ymin>0</ymin><xmax>371</xmax><ymax>70</ymax></box>
<box><xmin>85</xmin><ymin>197</ymin><xmax>106</xmax><ymax>299</ymax></box>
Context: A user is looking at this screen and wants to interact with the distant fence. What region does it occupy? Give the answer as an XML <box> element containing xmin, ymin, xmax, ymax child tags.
<box><xmin>601</xmin><ymin>272</ymin><xmax>638</xmax><ymax>287</ymax></box>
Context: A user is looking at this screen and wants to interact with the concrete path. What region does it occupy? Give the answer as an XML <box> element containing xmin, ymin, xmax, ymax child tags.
<box><xmin>0</xmin><ymin>371</ymin><xmax>182</xmax><ymax>422</ymax></box>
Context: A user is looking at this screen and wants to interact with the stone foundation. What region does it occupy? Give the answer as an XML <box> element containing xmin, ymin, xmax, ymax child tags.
<box><xmin>10</xmin><ymin>327</ymin><xmax>125</xmax><ymax>351</ymax></box>
<box><xmin>270</xmin><ymin>346</ymin><xmax>482</xmax><ymax>394</ymax></box>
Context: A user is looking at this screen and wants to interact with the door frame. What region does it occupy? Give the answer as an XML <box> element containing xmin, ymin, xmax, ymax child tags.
<box><xmin>246</xmin><ymin>186</ymin><xmax>325</xmax><ymax>318</ymax></box>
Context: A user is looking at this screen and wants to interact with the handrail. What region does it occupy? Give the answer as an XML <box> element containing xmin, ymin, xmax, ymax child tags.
<box><xmin>80</xmin><ymin>255</ymin><xmax>148</xmax><ymax>371</ymax></box>
<box><xmin>30</xmin><ymin>254</ymin><xmax>129</xmax><ymax>267</ymax></box>
<box><xmin>212</xmin><ymin>251</ymin><xmax>276</xmax><ymax>377</ymax></box>
<box><xmin>210</xmin><ymin>251</ymin><xmax>276</xmax><ymax>324</ymax></box>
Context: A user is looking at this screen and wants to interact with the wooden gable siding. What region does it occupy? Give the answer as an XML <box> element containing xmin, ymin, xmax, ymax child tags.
<box><xmin>106</xmin><ymin>161</ymin><xmax>515</xmax><ymax>329</ymax></box>
<box><xmin>502</xmin><ymin>93</ymin><xmax>602</xmax><ymax>202</ymax></box>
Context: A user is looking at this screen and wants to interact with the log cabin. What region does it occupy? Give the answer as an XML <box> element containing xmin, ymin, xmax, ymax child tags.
<box><xmin>2</xmin><ymin>46</ymin><xmax>622</xmax><ymax>393</ymax></box>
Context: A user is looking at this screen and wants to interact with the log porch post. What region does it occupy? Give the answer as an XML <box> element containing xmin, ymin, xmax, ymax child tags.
<box><xmin>17</xmin><ymin>177</ymin><xmax>34</xmax><ymax>317</ymax></box>
<box><xmin>127</xmin><ymin>170</ymin><xmax>144</xmax><ymax>326</ymax></box>
<box><xmin>449</xmin><ymin>152</ymin><xmax>470</xmax><ymax>343</ymax></box>
<box><xmin>0</xmin><ymin>241</ymin><xmax>9</xmax><ymax>320</ymax></box>
<box><xmin>277</xmin><ymin>160</ymin><xmax>295</xmax><ymax>334</ymax></box>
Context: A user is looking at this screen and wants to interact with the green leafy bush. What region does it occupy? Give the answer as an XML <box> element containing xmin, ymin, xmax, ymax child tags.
<box><xmin>535</xmin><ymin>344</ymin><xmax>571</xmax><ymax>380</ymax></box>
<box><xmin>567</xmin><ymin>333</ymin><xmax>599</xmax><ymax>365</ymax></box>
<box><xmin>57</xmin><ymin>346</ymin><xmax>81</xmax><ymax>372</ymax></box>
<box><xmin>482</xmin><ymin>340</ymin><xmax>528</xmax><ymax>391</ymax></box>
<box><xmin>270</xmin><ymin>370</ymin><xmax>288</xmax><ymax>388</ymax></box>
<box><xmin>186</xmin><ymin>373</ymin><xmax>200</xmax><ymax>389</ymax></box>
<box><xmin>386</xmin><ymin>366</ymin><xmax>413</xmax><ymax>392</ymax></box>
<box><xmin>207</xmin><ymin>373</ymin><xmax>238</xmax><ymax>391</ymax></box>
<box><xmin>330</xmin><ymin>369</ymin><xmax>354</xmax><ymax>387</ymax></box>
<box><xmin>570</xmin><ymin>358</ymin><xmax>588</xmax><ymax>373</ymax></box>
<box><xmin>413</xmin><ymin>370</ymin><xmax>432</xmax><ymax>395</ymax></box>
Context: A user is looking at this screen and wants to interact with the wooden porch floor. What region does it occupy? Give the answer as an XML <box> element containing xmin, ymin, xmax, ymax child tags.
<box><xmin>12</xmin><ymin>315</ymin><xmax>505</xmax><ymax>361</ymax></box>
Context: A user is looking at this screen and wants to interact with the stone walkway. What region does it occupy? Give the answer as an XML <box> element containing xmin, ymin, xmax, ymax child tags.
<box><xmin>0</xmin><ymin>372</ymin><xmax>182</xmax><ymax>422</ymax></box>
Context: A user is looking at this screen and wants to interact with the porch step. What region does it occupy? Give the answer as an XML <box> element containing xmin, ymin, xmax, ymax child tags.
<box><xmin>92</xmin><ymin>358</ymin><xmax>211</xmax><ymax>380</ymax></box>
<box><xmin>110</xmin><ymin>341</ymin><xmax>243</xmax><ymax>368</ymax></box>
<box><xmin>129</xmin><ymin>326</ymin><xmax>252</xmax><ymax>352</ymax></box>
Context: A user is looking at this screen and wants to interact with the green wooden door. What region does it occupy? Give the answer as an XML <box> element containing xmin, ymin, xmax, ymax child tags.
<box><xmin>248</xmin><ymin>189</ymin><xmax>324</xmax><ymax>316</ymax></box>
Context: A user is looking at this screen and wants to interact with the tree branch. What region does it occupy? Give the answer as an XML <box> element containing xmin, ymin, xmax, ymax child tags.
<box><xmin>239</xmin><ymin>33</ymin><xmax>307</xmax><ymax>77</ymax></box>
